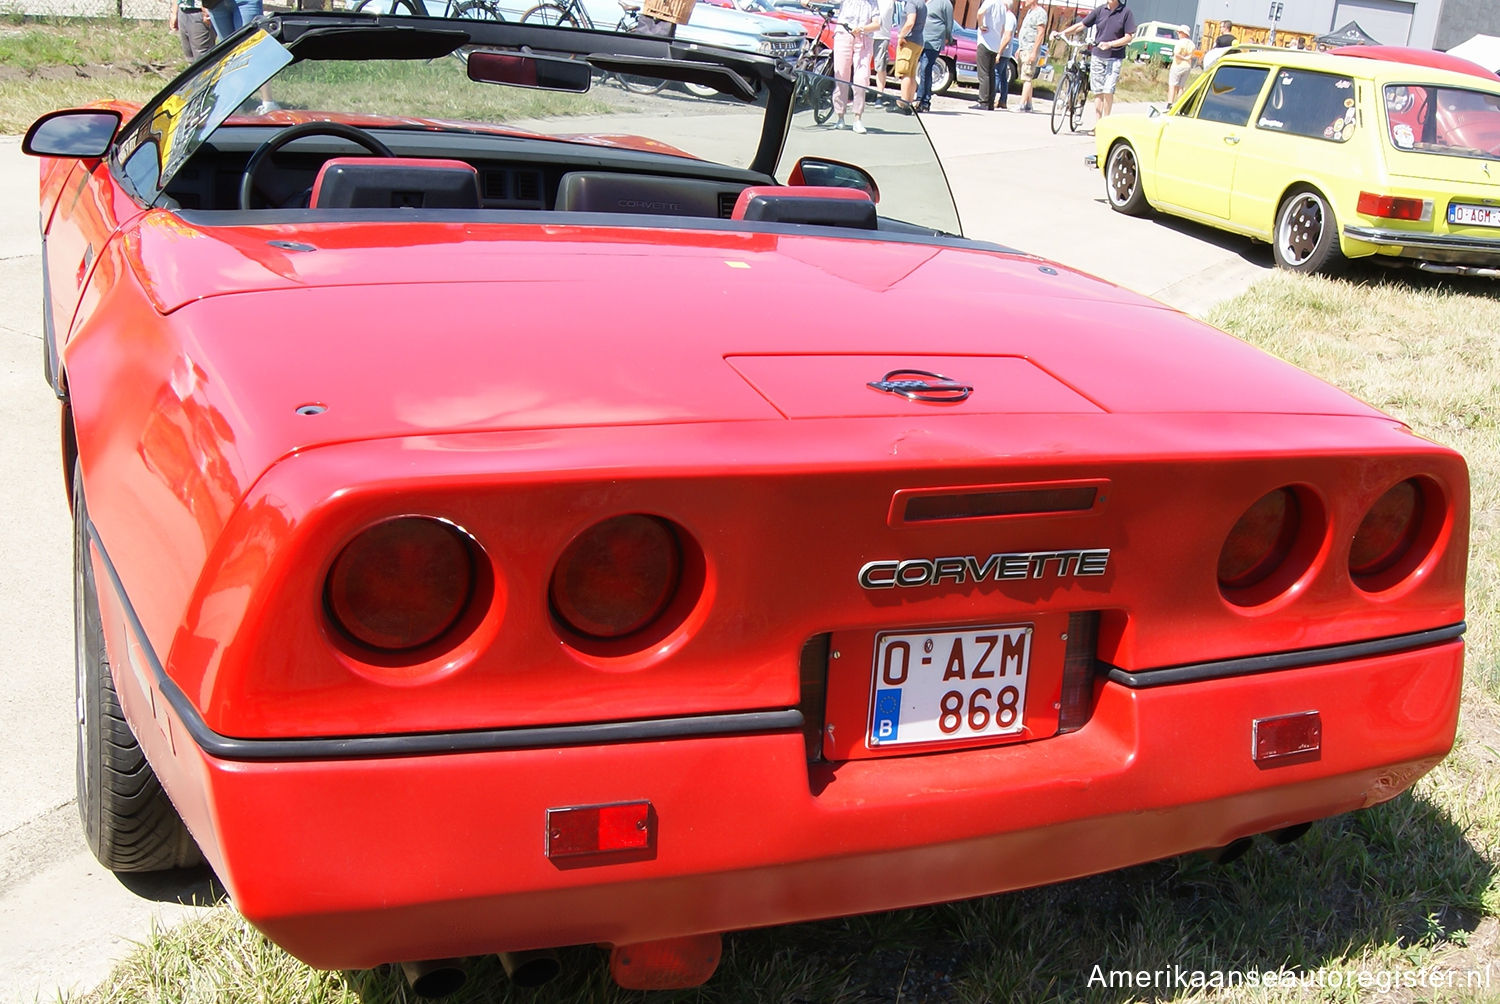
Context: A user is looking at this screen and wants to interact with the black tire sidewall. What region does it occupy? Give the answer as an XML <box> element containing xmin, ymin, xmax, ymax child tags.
<box><xmin>71</xmin><ymin>462</ymin><xmax>202</xmax><ymax>873</ymax></box>
<box><xmin>1275</xmin><ymin>188</ymin><xmax>1340</xmax><ymax>273</ymax></box>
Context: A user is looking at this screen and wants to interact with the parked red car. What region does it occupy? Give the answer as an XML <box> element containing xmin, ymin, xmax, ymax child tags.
<box><xmin>27</xmin><ymin>10</ymin><xmax>1467</xmax><ymax>997</ymax></box>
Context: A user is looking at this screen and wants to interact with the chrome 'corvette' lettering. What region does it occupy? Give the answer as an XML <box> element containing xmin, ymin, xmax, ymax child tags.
<box><xmin>858</xmin><ymin>549</ymin><xmax>1110</xmax><ymax>589</ymax></box>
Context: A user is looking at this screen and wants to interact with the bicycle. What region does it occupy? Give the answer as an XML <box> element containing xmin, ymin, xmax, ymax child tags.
<box><xmin>1048</xmin><ymin>32</ymin><xmax>1089</xmax><ymax>134</ymax></box>
<box><xmin>520</xmin><ymin>0</ymin><xmax>594</xmax><ymax>28</ymax></box>
<box><xmin>351</xmin><ymin>0</ymin><xmax>506</xmax><ymax>22</ymax></box>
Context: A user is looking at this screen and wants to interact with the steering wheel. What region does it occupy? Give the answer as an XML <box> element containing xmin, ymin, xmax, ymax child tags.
<box><xmin>238</xmin><ymin>122</ymin><xmax>395</xmax><ymax>211</ymax></box>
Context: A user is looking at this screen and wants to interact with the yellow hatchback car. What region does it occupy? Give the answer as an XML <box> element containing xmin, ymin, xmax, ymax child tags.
<box><xmin>1091</xmin><ymin>47</ymin><xmax>1500</xmax><ymax>275</ymax></box>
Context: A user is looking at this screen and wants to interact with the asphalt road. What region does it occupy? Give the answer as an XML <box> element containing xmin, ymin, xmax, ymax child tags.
<box><xmin>0</xmin><ymin>93</ymin><xmax>1271</xmax><ymax>1004</ymax></box>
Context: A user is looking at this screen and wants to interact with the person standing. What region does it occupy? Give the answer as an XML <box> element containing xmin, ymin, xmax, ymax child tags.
<box><xmin>169</xmin><ymin>0</ymin><xmax>214</xmax><ymax>61</ymax></box>
<box><xmin>1166</xmin><ymin>25</ymin><xmax>1192</xmax><ymax>104</ymax></box>
<box><xmin>871</xmin><ymin>0</ymin><xmax>897</xmax><ymax>93</ymax></box>
<box><xmin>972</xmin><ymin>0</ymin><xmax>1015</xmax><ymax>110</ymax></box>
<box><xmin>915</xmin><ymin>0</ymin><xmax>953</xmax><ymax>112</ymax></box>
<box><xmin>896</xmin><ymin>0</ymin><xmax>926</xmax><ymax>109</ymax></box>
<box><xmin>831</xmin><ymin>0</ymin><xmax>883</xmax><ymax>132</ymax></box>
<box><xmin>1060</xmin><ymin>0</ymin><xmax>1134</xmax><ymax>124</ymax></box>
<box><xmin>206</xmin><ymin>0</ymin><xmax>262</xmax><ymax>43</ymax></box>
<box><xmin>1203</xmin><ymin>18</ymin><xmax>1235</xmax><ymax>69</ymax></box>
<box><xmin>995</xmin><ymin>0</ymin><xmax>1017</xmax><ymax>107</ymax></box>
<box><xmin>1013</xmin><ymin>0</ymin><xmax>1046</xmax><ymax>112</ymax></box>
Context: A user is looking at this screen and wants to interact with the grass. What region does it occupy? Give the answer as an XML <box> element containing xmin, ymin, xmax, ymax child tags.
<box><xmin>62</xmin><ymin>272</ymin><xmax>1500</xmax><ymax>1004</ymax></box>
<box><xmin>0</xmin><ymin>17</ymin><xmax>180</xmax><ymax>130</ymax></box>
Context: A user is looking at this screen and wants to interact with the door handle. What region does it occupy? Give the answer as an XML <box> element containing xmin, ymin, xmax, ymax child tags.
<box><xmin>1223</xmin><ymin>135</ymin><xmax>1240</xmax><ymax>145</ymax></box>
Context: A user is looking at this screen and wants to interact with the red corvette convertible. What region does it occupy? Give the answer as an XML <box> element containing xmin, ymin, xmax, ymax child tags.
<box><xmin>27</xmin><ymin>11</ymin><xmax>1467</xmax><ymax>995</ymax></box>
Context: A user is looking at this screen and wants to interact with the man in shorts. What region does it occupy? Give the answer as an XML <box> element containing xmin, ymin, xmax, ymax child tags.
<box><xmin>871</xmin><ymin>0</ymin><xmax>897</xmax><ymax>92</ymax></box>
<box><xmin>1166</xmin><ymin>25</ymin><xmax>1192</xmax><ymax>104</ymax></box>
<box><xmin>1060</xmin><ymin>0</ymin><xmax>1134</xmax><ymax>124</ymax></box>
<box><xmin>1014</xmin><ymin>0</ymin><xmax>1046</xmax><ymax>112</ymax></box>
<box><xmin>895</xmin><ymin>0</ymin><xmax>926</xmax><ymax>108</ymax></box>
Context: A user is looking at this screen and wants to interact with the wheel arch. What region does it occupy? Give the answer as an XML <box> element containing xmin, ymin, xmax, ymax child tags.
<box><xmin>1272</xmin><ymin>179</ymin><xmax>1368</xmax><ymax>259</ymax></box>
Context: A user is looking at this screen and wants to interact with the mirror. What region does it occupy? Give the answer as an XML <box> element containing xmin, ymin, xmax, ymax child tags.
<box><xmin>788</xmin><ymin>157</ymin><xmax>879</xmax><ymax>202</ymax></box>
<box><xmin>466</xmin><ymin>50</ymin><xmax>592</xmax><ymax>92</ymax></box>
<box><xmin>22</xmin><ymin>109</ymin><xmax>122</xmax><ymax>159</ymax></box>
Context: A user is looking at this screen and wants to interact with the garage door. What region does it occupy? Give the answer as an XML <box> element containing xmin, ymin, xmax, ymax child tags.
<box><xmin>1332</xmin><ymin>0</ymin><xmax>1413</xmax><ymax>45</ymax></box>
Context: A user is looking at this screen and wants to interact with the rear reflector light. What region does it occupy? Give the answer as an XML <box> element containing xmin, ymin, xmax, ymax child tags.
<box><xmin>1253</xmin><ymin>711</ymin><xmax>1321</xmax><ymax>764</ymax></box>
<box><xmin>1356</xmin><ymin>191</ymin><xmax>1431</xmax><ymax>221</ymax></box>
<box><xmin>546</xmin><ymin>801</ymin><xmax>654</xmax><ymax>861</ymax></box>
<box><xmin>1350</xmin><ymin>479</ymin><xmax>1424</xmax><ymax>577</ymax></box>
<box><xmin>550</xmin><ymin>514</ymin><xmax>682</xmax><ymax>639</ymax></box>
<box><xmin>1218</xmin><ymin>488</ymin><xmax>1300</xmax><ymax>591</ymax></box>
<box><xmin>325</xmin><ymin>516</ymin><xmax>476</xmax><ymax>652</ymax></box>
<box><xmin>1056</xmin><ymin>611</ymin><xmax>1100</xmax><ymax>734</ymax></box>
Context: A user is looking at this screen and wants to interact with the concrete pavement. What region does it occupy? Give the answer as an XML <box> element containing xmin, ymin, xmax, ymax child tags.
<box><xmin>0</xmin><ymin>92</ymin><xmax>1271</xmax><ymax>1004</ymax></box>
<box><xmin>0</xmin><ymin>136</ymin><xmax>206</xmax><ymax>1004</ymax></box>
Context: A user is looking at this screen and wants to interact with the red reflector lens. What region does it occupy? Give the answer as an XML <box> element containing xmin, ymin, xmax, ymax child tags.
<box><xmin>1218</xmin><ymin>488</ymin><xmax>1300</xmax><ymax>591</ymax></box>
<box><xmin>1350</xmin><ymin>479</ymin><xmax>1423</xmax><ymax>577</ymax></box>
<box><xmin>1356</xmin><ymin>191</ymin><xmax>1427</xmax><ymax>221</ymax></box>
<box><xmin>326</xmin><ymin>517</ymin><xmax>475</xmax><ymax>651</ymax></box>
<box><xmin>550</xmin><ymin>515</ymin><xmax>682</xmax><ymax>639</ymax></box>
<box><xmin>1253</xmin><ymin>711</ymin><xmax>1321</xmax><ymax>764</ymax></box>
<box><xmin>546</xmin><ymin>801</ymin><xmax>654</xmax><ymax>859</ymax></box>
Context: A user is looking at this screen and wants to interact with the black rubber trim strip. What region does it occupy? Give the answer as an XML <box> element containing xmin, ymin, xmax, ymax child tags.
<box><xmin>1107</xmin><ymin>623</ymin><xmax>1466</xmax><ymax>689</ymax></box>
<box><xmin>85</xmin><ymin>520</ymin><xmax>803</xmax><ymax>762</ymax></box>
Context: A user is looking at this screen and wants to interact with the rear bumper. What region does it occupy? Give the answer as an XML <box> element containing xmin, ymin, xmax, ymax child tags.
<box><xmin>1343</xmin><ymin>224</ymin><xmax>1500</xmax><ymax>267</ymax></box>
<box><xmin>156</xmin><ymin>638</ymin><xmax>1462</xmax><ymax>969</ymax></box>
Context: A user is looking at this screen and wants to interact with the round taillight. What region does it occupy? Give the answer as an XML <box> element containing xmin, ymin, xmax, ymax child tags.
<box><xmin>550</xmin><ymin>515</ymin><xmax>682</xmax><ymax>640</ymax></box>
<box><xmin>1350</xmin><ymin>479</ymin><xmax>1426</xmax><ymax>580</ymax></box>
<box><xmin>326</xmin><ymin>517</ymin><xmax>476</xmax><ymax>652</ymax></box>
<box><xmin>1218</xmin><ymin>488</ymin><xmax>1301</xmax><ymax>591</ymax></box>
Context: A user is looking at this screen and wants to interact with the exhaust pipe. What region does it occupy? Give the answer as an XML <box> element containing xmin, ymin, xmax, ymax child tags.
<box><xmin>499</xmin><ymin>949</ymin><xmax>562</xmax><ymax>988</ymax></box>
<box><xmin>1268</xmin><ymin>821</ymin><xmax>1312</xmax><ymax>845</ymax></box>
<box><xmin>399</xmin><ymin>959</ymin><xmax>468</xmax><ymax>999</ymax></box>
<box><xmin>1202</xmin><ymin>836</ymin><xmax>1254</xmax><ymax>865</ymax></box>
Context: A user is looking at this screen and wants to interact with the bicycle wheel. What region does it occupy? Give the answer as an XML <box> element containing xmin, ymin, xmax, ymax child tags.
<box><xmin>452</xmin><ymin>0</ymin><xmax>504</xmax><ymax>19</ymax></box>
<box><xmin>618</xmin><ymin>72</ymin><xmax>668</xmax><ymax>94</ymax></box>
<box><xmin>522</xmin><ymin>2</ymin><xmax>580</xmax><ymax>26</ymax></box>
<box><xmin>609</xmin><ymin>24</ymin><xmax>669</xmax><ymax>95</ymax></box>
<box><xmin>1068</xmin><ymin>76</ymin><xmax>1086</xmax><ymax>131</ymax></box>
<box><xmin>1049</xmin><ymin>75</ymin><xmax>1072</xmax><ymax>134</ymax></box>
<box><xmin>812</xmin><ymin>77</ymin><xmax>836</xmax><ymax>124</ymax></box>
<box><xmin>353</xmin><ymin>0</ymin><xmax>423</xmax><ymax>12</ymax></box>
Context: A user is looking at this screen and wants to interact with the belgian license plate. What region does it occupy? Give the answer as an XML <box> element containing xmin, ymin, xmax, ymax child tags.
<box><xmin>1448</xmin><ymin>203</ymin><xmax>1500</xmax><ymax>227</ymax></box>
<box><xmin>868</xmin><ymin>624</ymin><xmax>1032</xmax><ymax>748</ymax></box>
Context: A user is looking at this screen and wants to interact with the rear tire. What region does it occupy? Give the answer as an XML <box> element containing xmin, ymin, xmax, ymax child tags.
<box><xmin>1049</xmin><ymin>76</ymin><xmax>1072</xmax><ymax>134</ymax></box>
<box><xmin>1273</xmin><ymin>187</ymin><xmax>1345</xmax><ymax>274</ymax></box>
<box><xmin>74</xmin><ymin>463</ymin><xmax>202</xmax><ymax>873</ymax></box>
<box><xmin>1068</xmin><ymin>80</ymin><xmax>1086</xmax><ymax>131</ymax></box>
<box><xmin>1104</xmin><ymin>141</ymin><xmax>1149</xmax><ymax>216</ymax></box>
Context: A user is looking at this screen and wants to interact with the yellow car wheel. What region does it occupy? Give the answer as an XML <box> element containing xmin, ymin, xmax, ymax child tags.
<box><xmin>1273</xmin><ymin>187</ymin><xmax>1345</xmax><ymax>274</ymax></box>
<box><xmin>1105</xmin><ymin>142</ymin><xmax>1150</xmax><ymax>217</ymax></box>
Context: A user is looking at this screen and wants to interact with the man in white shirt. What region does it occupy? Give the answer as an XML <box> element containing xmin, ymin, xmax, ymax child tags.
<box><xmin>972</xmin><ymin>0</ymin><xmax>1015</xmax><ymax>110</ymax></box>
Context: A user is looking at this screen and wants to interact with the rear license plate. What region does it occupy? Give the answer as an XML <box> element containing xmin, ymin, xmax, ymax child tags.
<box><xmin>1448</xmin><ymin>203</ymin><xmax>1500</xmax><ymax>227</ymax></box>
<box><xmin>868</xmin><ymin>624</ymin><xmax>1032</xmax><ymax>747</ymax></box>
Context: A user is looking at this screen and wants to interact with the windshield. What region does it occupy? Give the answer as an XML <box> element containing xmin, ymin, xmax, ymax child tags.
<box><xmin>1385</xmin><ymin>83</ymin><xmax>1500</xmax><ymax>160</ymax></box>
<box><xmin>109</xmin><ymin>14</ymin><xmax>961</xmax><ymax>234</ymax></box>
